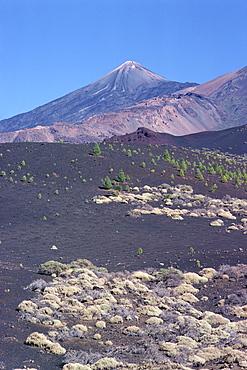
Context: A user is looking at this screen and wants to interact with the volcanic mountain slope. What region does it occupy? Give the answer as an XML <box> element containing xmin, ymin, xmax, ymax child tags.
<box><xmin>0</xmin><ymin>91</ymin><xmax>226</xmax><ymax>144</ymax></box>
<box><xmin>71</xmin><ymin>65</ymin><xmax>247</xmax><ymax>141</ymax></box>
<box><xmin>105</xmin><ymin>125</ymin><xmax>247</xmax><ymax>155</ymax></box>
<box><xmin>0</xmin><ymin>61</ymin><xmax>197</xmax><ymax>133</ymax></box>
<box><xmin>1</xmin><ymin>63</ymin><xmax>246</xmax><ymax>144</ymax></box>
<box><xmin>184</xmin><ymin>66</ymin><xmax>247</xmax><ymax>129</ymax></box>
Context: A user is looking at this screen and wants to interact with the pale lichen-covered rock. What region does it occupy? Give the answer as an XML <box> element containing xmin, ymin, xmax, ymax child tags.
<box><xmin>210</xmin><ymin>219</ymin><xmax>224</xmax><ymax>227</ymax></box>
<box><xmin>13</xmin><ymin>368</ymin><xmax>38</xmax><ymax>370</ymax></box>
<box><xmin>39</xmin><ymin>306</ymin><xmax>53</xmax><ymax>315</ymax></box>
<box><xmin>202</xmin><ymin>311</ymin><xmax>230</xmax><ymax>326</ymax></box>
<box><xmin>71</xmin><ymin>324</ymin><xmax>88</xmax><ymax>333</ymax></box>
<box><xmin>145</xmin><ymin>317</ymin><xmax>163</xmax><ymax>325</ymax></box>
<box><xmin>138</xmin><ymin>305</ymin><xmax>162</xmax><ymax>316</ymax></box>
<box><xmin>180</xmin><ymin>293</ymin><xmax>199</xmax><ymax>303</ymax></box>
<box><xmin>63</xmin><ymin>364</ymin><xmax>91</xmax><ymax>370</ymax></box>
<box><xmin>160</xmin><ymin>342</ymin><xmax>177</xmax><ymax>356</ymax></box>
<box><xmin>236</xmin><ymin>334</ymin><xmax>247</xmax><ymax>346</ymax></box>
<box><xmin>189</xmin><ymin>354</ymin><xmax>206</xmax><ymax>365</ymax></box>
<box><xmin>93</xmin><ymin>333</ymin><xmax>101</xmax><ymax>340</ymax></box>
<box><xmin>57</xmin><ymin>285</ymin><xmax>82</xmax><ymax>296</ymax></box>
<box><xmin>131</xmin><ymin>281</ymin><xmax>150</xmax><ymax>293</ymax></box>
<box><xmin>196</xmin><ymin>346</ymin><xmax>222</xmax><ymax>361</ymax></box>
<box><xmin>92</xmin><ymin>357</ymin><xmax>122</xmax><ymax>369</ymax></box>
<box><xmin>176</xmin><ymin>336</ymin><xmax>198</xmax><ymax>349</ymax></box>
<box><xmin>211</xmin><ymin>327</ymin><xmax>230</xmax><ymax>339</ymax></box>
<box><xmin>82</xmin><ymin>305</ymin><xmax>108</xmax><ymax>320</ymax></box>
<box><xmin>199</xmin><ymin>267</ymin><xmax>217</xmax><ymax>279</ymax></box>
<box><xmin>199</xmin><ymin>334</ymin><xmax>219</xmax><ymax>344</ymax></box>
<box><xmin>175</xmin><ymin>283</ymin><xmax>199</xmax><ymax>295</ymax></box>
<box><xmin>217</xmin><ymin>209</ymin><xmax>236</xmax><ymax>220</ymax></box>
<box><xmin>189</xmin><ymin>212</ymin><xmax>199</xmax><ymax>217</ymax></box>
<box><xmin>109</xmin><ymin>315</ymin><xmax>123</xmax><ymax>324</ymax></box>
<box><xmin>99</xmin><ymin>292</ymin><xmax>117</xmax><ymax>303</ymax></box>
<box><xmin>17</xmin><ymin>300</ymin><xmax>38</xmax><ymax>314</ymax></box>
<box><xmin>183</xmin><ymin>272</ymin><xmax>208</xmax><ymax>284</ymax></box>
<box><xmin>123</xmin><ymin>326</ymin><xmax>141</xmax><ymax>335</ymax></box>
<box><xmin>131</xmin><ymin>271</ymin><xmax>155</xmax><ymax>281</ymax></box>
<box><xmin>95</xmin><ymin>320</ymin><xmax>106</xmax><ymax>329</ymax></box>
<box><xmin>178</xmin><ymin>316</ymin><xmax>212</xmax><ymax>335</ymax></box>
<box><xmin>43</xmin><ymin>286</ymin><xmax>57</xmax><ymax>295</ymax></box>
<box><xmin>25</xmin><ymin>332</ymin><xmax>66</xmax><ymax>354</ymax></box>
<box><xmin>62</xmin><ymin>298</ymin><xmax>85</xmax><ymax>310</ymax></box>
<box><xmin>228</xmin><ymin>225</ymin><xmax>239</xmax><ymax>231</ymax></box>
<box><xmin>225</xmin><ymin>319</ymin><xmax>247</xmax><ymax>333</ymax></box>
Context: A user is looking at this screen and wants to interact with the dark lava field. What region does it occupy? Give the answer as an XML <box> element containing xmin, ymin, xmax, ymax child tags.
<box><xmin>1</xmin><ymin>141</ymin><xmax>247</xmax><ymax>369</ymax></box>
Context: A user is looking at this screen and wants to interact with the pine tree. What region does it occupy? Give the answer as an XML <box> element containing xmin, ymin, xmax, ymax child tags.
<box><xmin>93</xmin><ymin>143</ymin><xmax>101</xmax><ymax>156</ymax></box>
<box><xmin>163</xmin><ymin>149</ymin><xmax>171</xmax><ymax>162</ymax></box>
<box><xmin>117</xmin><ymin>169</ymin><xmax>126</xmax><ymax>182</ymax></box>
<box><xmin>103</xmin><ymin>176</ymin><xmax>112</xmax><ymax>189</ymax></box>
<box><xmin>196</xmin><ymin>169</ymin><xmax>204</xmax><ymax>180</ymax></box>
<box><xmin>179</xmin><ymin>168</ymin><xmax>185</xmax><ymax>177</ymax></box>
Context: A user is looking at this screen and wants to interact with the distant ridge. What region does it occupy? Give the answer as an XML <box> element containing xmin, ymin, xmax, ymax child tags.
<box><xmin>0</xmin><ymin>63</ymin><xmax>246</xmax><ymax>144</ymax></box>
<box><xmin>0</xmin><ymin>61</ymin><xmax>197</xmax><ymax>133</ymax></box>
<box><xmin>104</xmin><ymin>125</ymin><xmax>247</xmax><ymax>155</ymax></box>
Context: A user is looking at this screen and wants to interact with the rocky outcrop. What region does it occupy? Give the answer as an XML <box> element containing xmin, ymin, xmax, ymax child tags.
<box><xmin>17</xmin><ymin>258</ymin><xmax>247</xmax><ymax>369</ymax></box>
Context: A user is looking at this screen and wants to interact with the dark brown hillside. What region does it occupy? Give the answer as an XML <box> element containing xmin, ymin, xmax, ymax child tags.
<box><xmin>105</xmin><ymin>125</ymin><xmax>247</xmax><ymax>155</ymax></box>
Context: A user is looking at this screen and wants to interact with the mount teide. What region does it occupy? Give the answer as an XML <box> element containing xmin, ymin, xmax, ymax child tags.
<box><xmin>0</xmin><ymin>61</ymin><xmax>197</xmax><ymax>133</ymax></box>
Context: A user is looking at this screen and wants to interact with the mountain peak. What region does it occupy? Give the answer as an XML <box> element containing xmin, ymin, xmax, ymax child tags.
<box><xmin>96</xmin><ymin>61</ymin><xmax>168</xmax><ymax>93</ymax></box>
<box><xmin>0</xmin><ymin>61</ymin><xmax>197</xmax><ymax>134</ymax></box>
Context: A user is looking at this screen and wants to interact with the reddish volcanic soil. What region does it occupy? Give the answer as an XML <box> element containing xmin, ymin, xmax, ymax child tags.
<box><xmin>0</xmin><ymin>142</ymin><xmax>247</xmax><ymax>369</ymax></box>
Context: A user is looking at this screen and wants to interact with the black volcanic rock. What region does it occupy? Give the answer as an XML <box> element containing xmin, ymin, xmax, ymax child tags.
<box><xmin>0</xmin><ymin>61</ymin><xmax>197</xmax><ymax>133</ymax></box>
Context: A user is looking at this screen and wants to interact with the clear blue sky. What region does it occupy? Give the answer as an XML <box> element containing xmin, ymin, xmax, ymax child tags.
<box><xmin>0</xmin><ymin>0</ymin><xmax>246</xmax><ymax>120</ymax></box>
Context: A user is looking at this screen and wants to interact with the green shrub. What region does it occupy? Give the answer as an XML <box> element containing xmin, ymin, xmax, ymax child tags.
<box><xmin>210</xmin><ymin>184</ymin><xmax>218</xmax><ymax>192</ymax></box>
<box><xmin>0</xmin><ymin>171</ymin><xmax>6</xmax><ymax>176</ymax></box>
<box><xmin>39</xmin><ymin>260</ymin><xmax>67</xmax><ymax>275</ymax></box>
<box><xmin>115</xmin><ymin>184</ymin><xmax>122</xmax><ymax>191</ymax></box>
<box><xmin>21</xmin><ymin>175</ymin><xmax>27</xmax><ymax>181</ymax></box>
<box><xmin>54</xmin><ymin>190</ymin><xmax>59</xmax><ymax>194</ymax></box>
<box><xmin>21</xmin><ymin>160</ymin><xmax>26</xmax><ymax>166</ymax></box>
<box><xmin>141</xmin><ymin>162</ymin><xmax>146</xmax><ymax>168</ymax></box>
<box><xmin>137</xmin><ymin>248</ymin><xmax>143</xmax><ymax>255</ymax></box>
